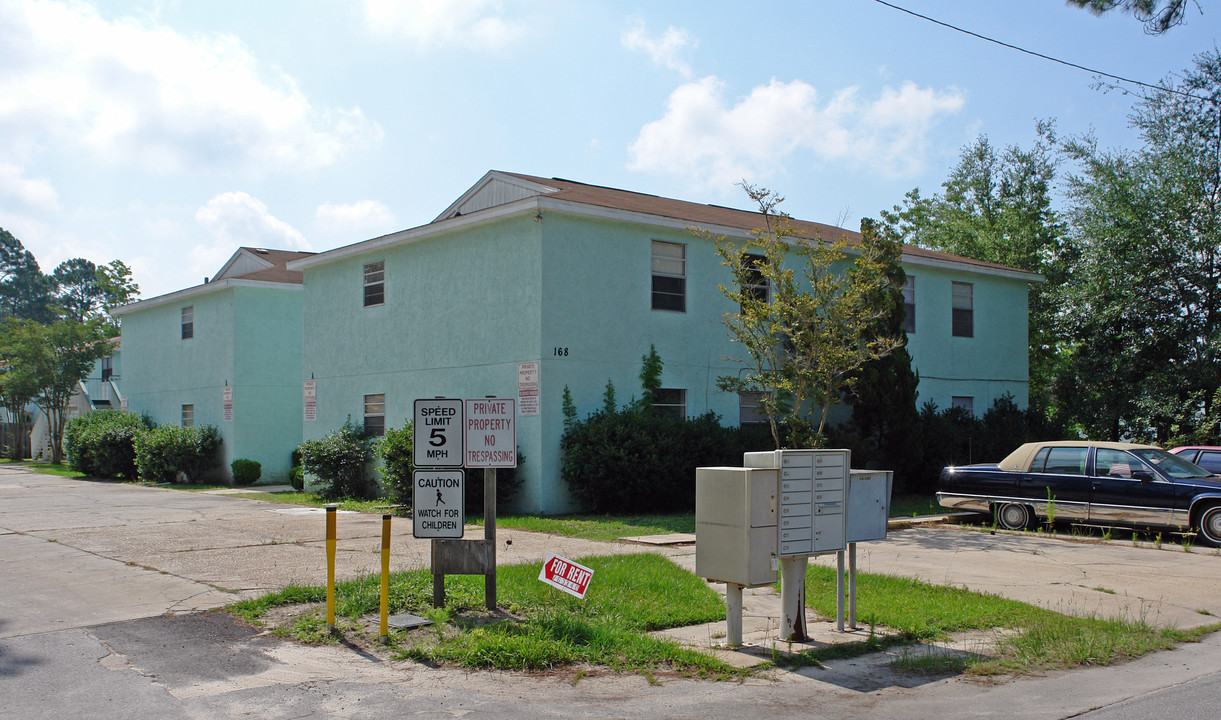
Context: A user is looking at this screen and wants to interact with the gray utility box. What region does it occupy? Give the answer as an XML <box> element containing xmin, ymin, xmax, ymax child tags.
<box><xmin>744</xmin><ymin>449</ymin><xmax>850</xmax><ymax>556</ymax></box>
<box><xmin>695</xmin><ymin>467</ymin><xmax>778</xmax><ymax>587</ymax></box>
<box><xmin>847</xmin><ymin>469</ymin><xmax>893</xmax><ymax>542</ymax></box>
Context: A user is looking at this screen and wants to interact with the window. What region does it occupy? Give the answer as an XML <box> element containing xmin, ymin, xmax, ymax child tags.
<box><xmin>1195</xmin><ymin>451</ymin><xmax>1221</xmax><ymax>474</ymax></box>
<box><xmin>901</xmin><ymin>276</ymin><xmax>916</xmax><ymax>333</ymax></box>
<box><xmin>651</xmin><ymin>241</ymin><xmax>685</xmax><ymax>311</ymax></box>
<box><xmin>739</xmin><ymin>391</ymin><xmax>768</xmax><ymax>425</ymax></box>
<box><xmin>1043</xmin><ymin>447</ymin><xmax>1087</xmax><ymax>475</ymax></box>
<box><xmin>1095</xmin><ymin>449</ymin><xmax>1150</xmax><ymax>478</ymax></box>
<box><xmin>652</xmin><ymin>388</ymin><xmax>686</xmax><ymax>419</ymax></box>
<box><xmin>742</xmin><ymin>254</ymin><xmax>770</xmax><ymax>307</ymax></box>
<box><xmin>363</xmin><ymin>393</ymin><xmax>385</xmax><ymax>437</ymax></box>
<box><xmin>181</xmin><ymin>404</ymin><xmax>194</xmax><ymax>428</ymax></box>
<box><xmin>100</xmin><ymin>355</ymin><xmax>113</xmax><ymax>381</ymax></box>
<box><xmin>951</xmin><ymin>396</ymin><xmax>974</xmax><ymax>416</ymax></box>
<box><xmin>181</xmin><ymin>306</ymin><xmax>194</xmax><ymax>339</ymax></box>
<box><xmin>363</xmin><ymin>261</ymin><xmax>385</xmax><ymax>307</ymax></box>
<box><xmin>951</xmin><ymin>282</ymin><xmax>973</xmax><ymax>337</ymax></box>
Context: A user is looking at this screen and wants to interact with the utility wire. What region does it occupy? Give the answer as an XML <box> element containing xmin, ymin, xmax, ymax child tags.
<box><xmin>872</xmin><ymin>0</ymin><xmax>1207</xmax><ymax>102</ymax></box>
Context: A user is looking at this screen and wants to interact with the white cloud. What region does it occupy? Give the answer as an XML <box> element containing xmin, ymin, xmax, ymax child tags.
<box><xmin>0</xmin><ymin>0</ymin><xmax>382</xmax><ymax>173</ymax></box>
<box><xmin>315</xmin><ymin>200</ymin><xmax>397</xmax><ymax>235</ymax></box>
<box><xmin>193</xmin><ymin>191</ymin><xmax>309</xmax><ymax>278</ymax></box>
<box><xmin>621</xmin><ymin>18</ymin><xmax>696</xmax><ymax>78</ymax></box>
<box><xmin>0</xmin><ymin>162</ymin><xmax>59</xmax><ymax>212</ymax></box>
<box><xmin>362</xmin><ymin>0</ymin><xmax>527</xmax><ymax>49</ymax></box>
<box><xmin>627</xmin><ymin>77</ymin><xmax>965</xmax><ymax>190</ymax></box>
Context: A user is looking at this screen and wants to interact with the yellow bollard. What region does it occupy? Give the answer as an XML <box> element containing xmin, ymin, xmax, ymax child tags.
<box><xmin>380</xmin><ymin>514</ymin><xmax>391</xmax><ymax>643</ymax></box>
<box><xmin>326</xmin><ymin>505</ymin><xmax>336</xmax><ymax>633</ymax></box>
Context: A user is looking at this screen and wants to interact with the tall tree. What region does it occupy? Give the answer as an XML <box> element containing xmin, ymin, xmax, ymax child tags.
<box><xmin>0</xmin><ymin>319</ymin><xmax>40</xmax><ymax>460</ymax></box>
<box><xmin>0</xmin><ymin>228</ymin><xmax>53</xmax><ymax>322</ymax></box>
<box><xmin>844</xmin><ymin>219</ymin><xmax>923</xmax><ymax>489</ymax></box>
<box><xmin>881</xmin><ymin>124</ymin><xmax>1064</xmax><ymax>415</ymax></box>
<box><xmin>707</xmin><ymin>185</ymin><xmax>904</xmax><ymax>448</ymax></box>
<box><xmin>19</xmin><ymin>319</ymin><xmax>111</xmax><ymax>464</ymax></box>
<box><xmin>1058</xmin><ymin>50</ymin><xmax>1221</xmax><ymax>442</ymax></box>
<box><xmin>1066</xmin><ymin>0</ymin><xmax>1200</xmax><ymax>34</ymax></box>
<box><xmin>51</xmin><ymin>258</ymin><xmax>139</xmax><ymax>330</ymax></box>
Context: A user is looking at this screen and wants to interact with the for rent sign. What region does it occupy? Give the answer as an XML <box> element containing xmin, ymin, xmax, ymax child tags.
<box><xmin>538</xmin><ymin>553</ymin><xmax>593</xmax><ymax>599</ymax></box>
<box><xmin>464</xmin><ymin>398</ymin><xmax>516</xmax><ymax>468</ymax></box>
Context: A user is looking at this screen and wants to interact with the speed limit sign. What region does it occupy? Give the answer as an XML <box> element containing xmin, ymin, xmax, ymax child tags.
<box><xmin>414</xmin><ymin>398</ymin><xmax>464</xmax><ymax>467</ymax></box>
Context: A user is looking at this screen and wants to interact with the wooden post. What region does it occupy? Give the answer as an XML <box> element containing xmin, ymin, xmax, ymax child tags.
<box><xmin>431</xmin><ymin>539</ymin><xmax>444</xmax><ymax>607</ymax></box>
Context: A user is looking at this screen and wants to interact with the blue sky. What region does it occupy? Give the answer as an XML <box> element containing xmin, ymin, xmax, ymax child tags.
<box><xmin>0</xmin><ymin>0</ymin><xmax>1216</xmax><ymax>298</ymax></box>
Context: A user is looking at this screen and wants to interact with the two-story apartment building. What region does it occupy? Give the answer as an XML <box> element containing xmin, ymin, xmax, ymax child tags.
<box><xmin>288</xmin><ymin>171</ymin><xmax>1039</xmax><ymax>512</ymax></box>
<box><xmin>112</xmin><ymin>248</ymin><xmax>311</xmax><ymax>482</ymax></box>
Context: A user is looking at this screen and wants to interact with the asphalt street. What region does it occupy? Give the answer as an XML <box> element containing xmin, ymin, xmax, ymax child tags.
<box><xmin>4</xmin><ymin>465</ymin><xmax>1221</xmax><ymax>719</ymax></box>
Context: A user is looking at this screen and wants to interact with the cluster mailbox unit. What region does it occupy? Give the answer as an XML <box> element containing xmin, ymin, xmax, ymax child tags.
<box><xmin>695</xmin><ymin>449</ymin><xmax>892</xmax><ymax>646</ymax></box>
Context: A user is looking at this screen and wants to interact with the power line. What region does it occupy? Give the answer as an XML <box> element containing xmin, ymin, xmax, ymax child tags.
<box><xmin>872</xmin><ymin>0</ymin><xmax>1207</xmax><ymax>102</ymax></box>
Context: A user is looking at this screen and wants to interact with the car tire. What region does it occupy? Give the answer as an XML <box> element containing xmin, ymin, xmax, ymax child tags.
<box><xmin>1196</xmin><ymin>505</ymin><xmax>1221</xmax><ymax>548</ymax></box>
<box><xmin>995</xmin><ymin>502</ymin><xmax>1032</xmax><ymax>531</ymax></box>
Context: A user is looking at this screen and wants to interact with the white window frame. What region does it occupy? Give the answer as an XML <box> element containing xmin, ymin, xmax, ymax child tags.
<box><xmin>181</xmin><ymin>306</ymin><xmax>194</xmax><ymax>340</ymax></box>
<box><xmin>652</xmin><ymin>388</ymin><xmax>687</xmax><ymax>419</ymax></box>
<box><xmin>951</xmin><ymin>396</ymin><xmax>974</xmax><ymax>416</ymax></box>
<box><xmin>902</xmin><ymin>276</ymin><xmax>916</xmax><ymax>333</ymax></box>
<box><xmin>738</xmin><ymin>391</ymin><xmax>769</xmax><ymax>425</ymax></box>
<box><xmin>651</xmin><ymin>241</ymin><xmax>686</xmax><ymax>312</ymax></box>
<box><xmin>181</xmin><ymin>403</ymin><xmax>195</xmax><ymax>428</ymax></box>
<box><xmin>363</xmin><ymin>261</ymin><xmax>385</xmax><ymax>308</ymax></box>
<box><xmin>952</xmin><ymin>281</ymin><xmax>973</xmax><ymax>338</ymax></box>
<box><xmin>363</xmin><ymin>393</ymin><xmax>385</xmax><ymax>437</ymax></box>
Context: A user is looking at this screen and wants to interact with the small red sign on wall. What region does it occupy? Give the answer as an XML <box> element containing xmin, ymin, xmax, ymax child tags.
<box><xmin>538</xmin><ymin>553</ymin><xmax>593</xmax><ymax>599</ymax></box>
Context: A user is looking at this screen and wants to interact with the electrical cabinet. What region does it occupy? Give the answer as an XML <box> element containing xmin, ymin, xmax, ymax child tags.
<box><xmin>695</xmin><ymin>467</ymin><xmax>778</xmax><ymax>587</ymax></box>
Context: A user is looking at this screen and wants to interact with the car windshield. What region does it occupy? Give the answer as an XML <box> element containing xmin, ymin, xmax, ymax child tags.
<box><xmin>1129</xmin><ymin>448</ymin><xmax>1214</xmax><ymax>479</ymax></box>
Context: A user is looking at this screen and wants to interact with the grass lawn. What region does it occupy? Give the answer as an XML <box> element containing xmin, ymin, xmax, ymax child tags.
<box><xmin>12</xmin><ymin>462</ymin><xmax>85</xmax><ymax>478</ymax></box>
<box><xmin>230</xmin><ymin>551</ymin><xmax>1220</xmax><ymax>679</ymax></box>
<box><xmin>230</xmin><ymin>553</ymin><xmax>739</xmax><ymax>677</ymax></box>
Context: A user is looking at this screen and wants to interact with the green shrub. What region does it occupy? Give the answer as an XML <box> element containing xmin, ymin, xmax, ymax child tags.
<box><xmin>133</xmin><ymin>425</ymin><xmax>222</xmax><ymax>483</ymax></box>
<box><xmin>288</xmin><ymin>449</ymin><xmax>304</xmax><ymax>490</ymax></box>
<box><xmin>299</xmin><ymin>420</ymin><xmax>375</xmax><ymax>499</ymax></box>
<box><xmin>561</xmin><ymin>409</ymin><xmax>772</xmax><ymax>513</ymax></box>
<box><xmin>375</xmin><ymin>422</ymin><xmax>414</xmax><ymax>507</ymax></box>
<box><xmin>230</xmin><ymin>458</ymin><xmax>262</xmax><ymax>486</ymax></box>
<box><xmin>464</xmin><ymin>447</ymin><xmax>525</xmax><ymax>515</ymax></box>
<box><xmin>65</xmin><ymin>410</ymin><xmax>153</xmax><ymax>479</ymax></box>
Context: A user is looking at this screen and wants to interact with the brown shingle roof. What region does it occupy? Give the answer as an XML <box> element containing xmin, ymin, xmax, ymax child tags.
<box><xmin>497</xmin><ymin>172</ymin><xmax>1029</xmax><ymax>276</ymax></box>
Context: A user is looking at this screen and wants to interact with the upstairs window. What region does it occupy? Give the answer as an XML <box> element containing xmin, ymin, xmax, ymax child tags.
<box><xmin>651</xmin><ymin>241</ymin><xmax>685</xmax><ymax>312</ymax></box>
<box><xmin>363</xmin><ymin>261</ymin><xmax>385</xmax><ymax>307</ymax></box>
<box><xmin>181</xmin><ymin>306</ymin><xmax>194</xmax><ymax>339</ymax></box>
<box><xmin>181</xmin><ymin>404</ymin><xmax>194</xmax><ymax>428</ymax></box>
<box><xmin>951</xmin><ymin>282</ymin><xmax>973</xmax><ymax>337</ymax></box>
<box><xmin>364</xmin><ymin>393</ymin><xmax>385</xmax><ymax>437</ymax></box>
<box><xmin>741</xmin><ymin>254</ymin><xmax>770</xmax><ymax>308</ymax></box>
<box><xmin>901</xmin><ymin>276</ymin><xmax>916</xmax><ymax>333</ymax></box>
<box><xmin>652</xmin><ymin>388</ymin><xmax>687</xmax><ymax>419</ymax></box>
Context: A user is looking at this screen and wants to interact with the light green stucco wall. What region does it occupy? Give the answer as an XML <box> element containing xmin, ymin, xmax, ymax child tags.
<box><xmin>120</xmin><ymin>283</ymin><xmax>303</xmax><ymax>482</ymax></box>
<box><xmin>301</xmin><ymin>215</ymin><xmax>546</xmax><ymax>503</ymax></box>
<box><xmin>300</xmin><ymin>206</ymin><xmax>1033</xmax><ymax>513</ymax></box>
<box><xmin>901</xmin><ymin>264</ymin><xmax>1030</xmax><ymax>413</ymax></box>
